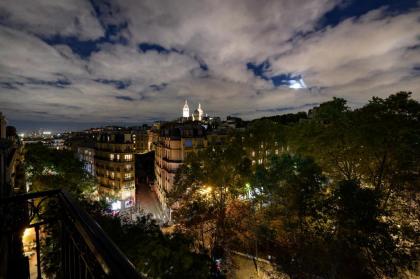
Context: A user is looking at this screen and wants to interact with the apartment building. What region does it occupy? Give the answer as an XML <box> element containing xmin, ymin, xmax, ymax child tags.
<box><xmin>154</xmin><ymin>122</ymin><xmax>207</xmax><ymax>208</ymax></box>
<box><xmin>77</xmin><ymin>146</ymin><xmax>95</xmax><ymax>176</ymax></box>
<box><xmin>94</xmin><ymin>132</ymin><xmax>136</xmax><ymax>211</ymax></box>
<box><xmin>131</xmin><ymin>127</ymin><xmax>149</xmax><ymax>154</ymax></box>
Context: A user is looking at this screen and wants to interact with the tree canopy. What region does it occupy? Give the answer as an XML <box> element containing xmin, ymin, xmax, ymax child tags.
<box><xmin>171</xmin><ymin>92</ymin><xmax>420</xmax><ymax>278</ymax></box>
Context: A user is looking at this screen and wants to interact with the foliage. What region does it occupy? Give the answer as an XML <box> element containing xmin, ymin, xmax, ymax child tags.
<box><xmin>86</xmin><ymin>205</ymin><xmax>211</xmax><ymax>278</ymax></box>
<box><xmin>25</xmin><ymin>143</ymin><xmax>211</xmax><ymax>278</ymax></box>
<box><xmin>25</xmin><ymin>142</ymin><xmax>96</xmax><ymax>197</ymax></box>
<box><xmin>169</xmin><ymin>142</ymin><xmax>251</xmax><ymax>259</ymax></box>
<box><xmin>171</xmin><ymin>92</ymin><xmax>420</xmax><ymax>278</ymax></box>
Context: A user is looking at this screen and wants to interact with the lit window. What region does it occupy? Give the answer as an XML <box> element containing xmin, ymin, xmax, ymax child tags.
<box><xmin>111</xmin><ymin>172</ymin><xmax>115</xmax><ymax>178</ymax></box>
<box><xmin>110</xmin><ymin>154</ymin><xmax>114</xmax><ymax>160</ymax></box>
<box><xmin>124</xmin><ymin>154</ymin><xmax>132</xmax><ymax>160</ymax></box>
<box><xmin>258</xmin><ymin>159</ymin><xmax>263</xmax><ymax>165</ymax></box>
<box><xmin>125</xmin><ymin>173</ymin><xmax>131</xmax><ymax>179</ymax></box>
<box><xmin>275</xmin><ymin>149</ymin><xmax>279</xmax><ymax>155</ymax></box>
<box><xmin>251</xmin><ymin>151</ymin><xmax>255</xmax><ymax>157</ymax></box>
<box><xmin>252</xmin><ymin>160</ymin><xmax>256</xmax><ymax>165</ymax></box>
<box><xmin>116</xmin><ymin>154</ymin><xmax>120</xmax><ymax>160</ymax></box>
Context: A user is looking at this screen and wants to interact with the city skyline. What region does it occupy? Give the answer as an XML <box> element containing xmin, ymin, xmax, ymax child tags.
<box><xmin>0</xmin><ymin>0</ymin><xmax>419</xmax><ymax>131</ymax></box>
<box><xmin>1</xmin><ymin>1</ymin><xmax>419</xmax><ymax>277</ymax></box>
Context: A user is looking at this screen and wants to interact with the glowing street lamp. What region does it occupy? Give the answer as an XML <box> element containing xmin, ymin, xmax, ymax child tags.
<box><xmin>198</xmin><ymin>185</ymin><xmax>213</xmax><ymax>196</ymax></box>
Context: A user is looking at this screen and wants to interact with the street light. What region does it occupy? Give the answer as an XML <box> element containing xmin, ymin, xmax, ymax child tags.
<box><xmin>199</xmin><ymin>185</ymin><xmax>212</xmax><ymax>195</ymax></box>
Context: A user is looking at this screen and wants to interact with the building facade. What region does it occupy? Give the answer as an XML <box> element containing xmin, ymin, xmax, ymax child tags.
<box><xmin>94</xmin><ymin>132</ymin><xmax>136</xmax><ymax>211</ymax></box>
<box><xmin>153</xmin><ymin>122</ymin><xmax>207</xmax><ymax>209</ymax></box>
<box><xmin>77</xmin><ymin>146</ymin><xmax>95</xmax><ymax>176</ymax></box>
<box><xmin>0</xmin><ymin>112</ymin><xmax>24</xmax><ymax>198</ymax></box>
<box><xmin>131</xmin><ymin>128</ymin><xmax>149</xmax><ymax>154</ymax></box>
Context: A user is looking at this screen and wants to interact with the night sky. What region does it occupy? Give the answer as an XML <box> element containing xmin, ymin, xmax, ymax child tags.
<box><xmin>0</xmin><ymin>0</ymin><xmax>419</xmax><ymax>132</ymax></box>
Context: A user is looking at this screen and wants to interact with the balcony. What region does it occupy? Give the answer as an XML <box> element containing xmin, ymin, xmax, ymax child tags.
<box><xmin>162</xmin><ymin>157</ymin><xmax>182</xmax><ymax>163</ymax></box>
<box><xmin>0</xmin><ymin>189</ymin><xmax>140</xmax><ymax>278</ymax></box>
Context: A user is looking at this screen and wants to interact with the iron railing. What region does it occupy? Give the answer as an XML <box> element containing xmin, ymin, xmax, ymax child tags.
<box><xmin>0</xmin><ymin>189</ymin><xmax>140</xmax><ymax>278</ymax></box>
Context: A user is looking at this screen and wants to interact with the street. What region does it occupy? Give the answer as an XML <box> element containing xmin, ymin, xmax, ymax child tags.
<box><xmin>136</xmin><ymin>183</ymin><xmax>167</xmax><ymax>221</ymax></box>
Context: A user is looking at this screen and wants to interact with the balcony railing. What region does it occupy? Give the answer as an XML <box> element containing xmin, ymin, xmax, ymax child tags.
<box><xmin>0</xmin><ymin>189</ymin><xmax>140</xmax><ymax>278</ymax></box>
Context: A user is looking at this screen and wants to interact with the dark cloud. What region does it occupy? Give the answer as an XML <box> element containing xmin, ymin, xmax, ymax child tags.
<box><xmin>115</xmin><ymin>96</ymin><xmax>134</xmax><ymax>101</ymax></box>
<box><xmin>95</xmin><ymin>79</ymin><xmax>131</xmax><ymax>89</ymax></box>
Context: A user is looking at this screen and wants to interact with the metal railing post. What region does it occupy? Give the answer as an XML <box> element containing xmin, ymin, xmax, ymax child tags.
<box><xmin>35</xmin><ymin>224</ymin><xmax>42</xmax><ymax>279</ymax></box>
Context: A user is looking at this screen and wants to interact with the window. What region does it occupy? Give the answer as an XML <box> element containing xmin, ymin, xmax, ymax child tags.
<box><xmin>251</xmin><ymin>151</ymin><xmax>255</xmax><ymax>157</ymax></box>
<box><xmin>275</xmin><ymin>149</ymin><xmax>279</xmax><ymax>155</ymax></box>
<box><xmin>116</xmin><ymin>154</ymin><xmax>120</xmax><ymax>160</ymax></box>
<box><xmin>110</xmin><ymin>153</ymin><xmax>114</xmax><ymax>160</ymax></box>
<box><xmin>258</xmin><ymin>159</ymin><xmax>263</xmax><ymax>165</ymax></box>
<box><xmin>184</xmin><ymin>139</ymin><xmax>193</xmax><ymax>148</ymax></box>
<box><xmin>124</xmin><ymin>154</ymin><xmax>132</xmax><ymax>161</ymax></box>
<box><xmin>125</xmin><ymin>173</ymin><xmax>131</xmax><ymax>179</ymax></box>
<box><xmin>110</xmin><ymin>172</ymin><xmax>115</xmax><ymax>179</ymax></box>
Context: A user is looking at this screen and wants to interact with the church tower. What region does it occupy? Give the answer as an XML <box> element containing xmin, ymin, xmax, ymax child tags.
<box><xmin>192</xmin><ymin>103</ymin><xmax>204</xmax><ymax>121</ymax></box>
<box><xmin>183</xmin><ymin>100</ymin><xmax>189</xmax><ymax>118</ymax></box>
<box><xmin>197</xmin><ymin>103</ymin><xmax>204</xmax><ymax>121</ymax></box>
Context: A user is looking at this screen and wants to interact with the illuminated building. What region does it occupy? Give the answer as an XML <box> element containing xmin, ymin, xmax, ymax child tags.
<box><xmin>131</xmin><ymin>128</ymin><xmax>149</xmax><ymax>154</ymax></box>
<box><xmin>147</xmin><ymin>122</ymin><xmax>163</xmax><ymax>151</ymax></box>
<box><xmin>77</xmin><ymin>146</ymin><xmax>95</xmax><ymax>175</ymax></box>
<box><xmin>192</xmin><ymin>103</ymin><xmax>204</xmax><ymax>121</ymax></box>
<box><xmin>183</xmin><ymin>100</ymin><xmax>190</xmax><ymax>118</ymax></box>
<box><xmin>197</xmin><ymin>103</ymin><xmax>203</xmax><ymax>120</ymax></box>
<box><xmin>153</xmin><ymin>122</ymin><xmax>207</xmax><ymax>210</ymax></box>
<box><xmin>182</xmin><ymin>100</ymin><xmax>205</xmax><ymax>122</ymax></box>
<box><xmin>94</xmin><ymin>132</ymin><xmax>136</xmax><ymax>211</ymax></box>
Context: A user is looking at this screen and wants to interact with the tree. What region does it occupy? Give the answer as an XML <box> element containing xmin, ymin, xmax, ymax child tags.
<box><xmin>169</xmin><ymin>141</ymin><xmax>251</xmax><ymax>275</ymax></box>
<box><xmin>286</xmin><ymin>92</ymin><xmax>420</xmax><ymax>277</ymax></box>
<box><xmin>171</xmin><ymin>92</ymin><xmax>420</xmax><ymax>278</ymax></box>
<box><xmin>25</xmin><ymin>142</ymin><xmax>96</xmax><ymax>197</ymax></box>
<box><xmin>90</xmin><ymin>210</ymin><xmax>211</xmax><ymax>278</ymax></box>
<box><xmin>288</xmin><ymin>97</ymin><xmax>360</xmax><ymax>181</ymax></box>
<box><xmin>25</xmin><ymin>143</ymin><xmax>211</xmax><ymax>278</ymax></box>
<box><xmin>248</xmin><ymin>154</ymin><xmax>329</xmax><ymax>277</ymax></box>
<box><xmin>327</xmin><ymin>180</ymin><xmax>402</xmax><ymax>278</ymax></box>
